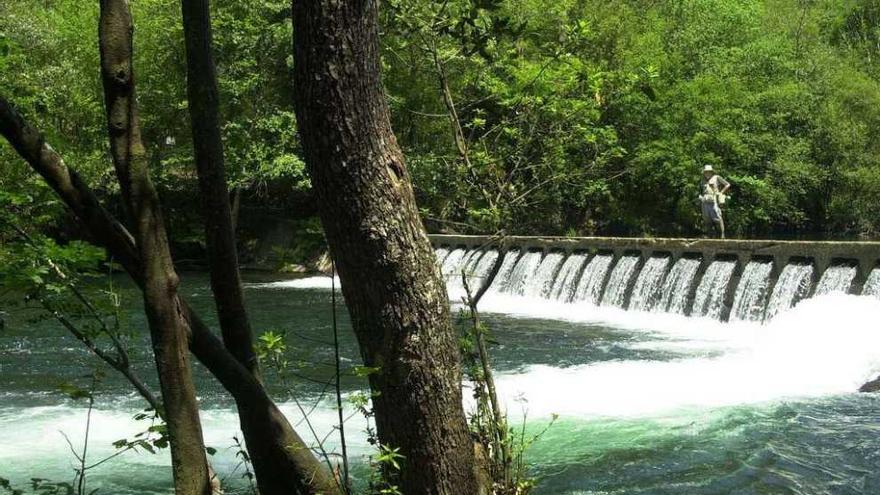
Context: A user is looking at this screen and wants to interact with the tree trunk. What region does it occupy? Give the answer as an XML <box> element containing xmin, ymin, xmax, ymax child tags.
<box><xmin>178</xmin><ymin>2</ymin><xmax>343</xmax><ymax>493</ymax></box>
<box><xmin>179</xmin><ymin>0</ymin><xmax>256</xmax><ymax>374</ymax></box>
<box><xmin>292</xmin><ymin>2</ymin><xmax>480</xmax><ymax>493</ymax></box>
<box><xmin>98</xmin><ymin>1</ymin><xmax>209</xmax><ymax>493</ymax></box>
<box><xmin>0</xmin><ymin>96</ymin><xmax>338</xmax><ymax>494</ymax></box>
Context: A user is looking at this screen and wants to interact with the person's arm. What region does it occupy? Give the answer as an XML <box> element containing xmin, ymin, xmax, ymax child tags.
<box><xmin>718</xmin><ymin>176</ymin><xmax>731</xmax><ymax>194</ymax></box>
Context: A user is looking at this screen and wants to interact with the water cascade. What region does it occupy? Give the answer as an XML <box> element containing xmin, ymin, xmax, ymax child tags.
<box><xmin>440</xmin><ymin>248</ymin><xmax>468</xmax><ymax>283</ymax></box>
<box><xmin>729</xmin><ymin>261</ymin><xmax>773</xmax><ymax>322</ymax></box>
<box><xmin>573</xmin><ymin>254</ymin><xmax>613</xmax><ymax>305</ymax></box>
<box><xmin>446</xmin><ymin>249</ymin><xmax>499</xmax><ymax>302</ymax></box>
<box><xmin>497</xmin><ymin>250</ymin><xmax>544</xmax><ymax>296</ymax></box>
<box><xmin>656</xmin><ymin>257</ymin><xmax>701</xmax><ymax>314</ymax></box>
<box><xmin>601</xmin><ymin>256</ymin><xmax>641</xmax><ymax>308</ymax></box>
<box><xmin>814</xmin><ymin>265</ymin><xmax>857</xmax><ymax>296</ymax></box>
<box><xmin>484</xmin><ymin>249</ymin><xmax>522</xmax><ymax>296</ymax></box>
<box><xmin>863</xmin><ymin>268</ymin><xmax>880</xmax><ymax>298</ymax></box>
<box><xmin>295</xmin><ymin>244</ymin><xmax>878</xmax><ymax>323</ymax></box>
<box><xmin>548</xmin><ymin>253</ymin><xmax>588</xmax><ymax>302</ymax></box>
<box><xmin>435</xmin><ymin>247</ymin><xmax>450</xmax><ymax>266</ymax></box>
<box><xmin>764</xmin><ymin>263</ymin><xmax>814</xmax><ymax>321</ymax></box>
<box><xmin>691</xmin><ymin>260</ymin><xmax>736</xmax><ymax>319</ymax></box>
<box><xmin>627</xmin><ymin>256</ymin><xmax>671</xmax><ymax>312</ymax></box>
<box><xmin>523</xmin><ymin>252</ymin><xmax>566</xmax><ymax>299</ymax></box>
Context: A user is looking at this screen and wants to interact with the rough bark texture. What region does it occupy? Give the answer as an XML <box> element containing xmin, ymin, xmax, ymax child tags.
<box><xmin>98</xmin><ymin>2</ymin><xmax>211</xmax><ymax>493</ymax></box>
<box><xmin>292</xmin><ymin>2</ymin><xmax>480</xmax><ymax>493</ymax></box>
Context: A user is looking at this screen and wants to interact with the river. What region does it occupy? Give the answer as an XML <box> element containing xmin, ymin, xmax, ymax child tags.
<box><xmin>2</xmin><ymin>272</ymin><xmax>880</xmax><ymax>494</ymax></box>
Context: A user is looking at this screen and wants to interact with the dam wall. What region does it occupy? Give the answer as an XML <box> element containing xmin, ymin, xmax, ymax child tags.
<box><xmin>428</xmin><ymin>234</ymin><xmax>880</xmax><ymax>322</ymax></box>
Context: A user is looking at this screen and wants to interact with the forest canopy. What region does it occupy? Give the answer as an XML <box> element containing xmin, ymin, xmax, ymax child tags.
<box><xmin>2</xmin><ymin>0</ymin><xmax>880</xmax><ymax>240</ymax></box>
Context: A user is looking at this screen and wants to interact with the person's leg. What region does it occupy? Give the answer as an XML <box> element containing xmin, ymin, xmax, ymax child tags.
<box><xmin>701</xmin><ymin>203</ymin><xmax>713</xmax><ymax>237</ymax></box>
<box><xmin>714</xmin><ymin>205</ymin><xmax>725</xmax><ymax>239</ymax></box>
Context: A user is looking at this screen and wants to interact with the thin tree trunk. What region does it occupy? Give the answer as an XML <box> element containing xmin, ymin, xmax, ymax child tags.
<box><xmin>179</xmin><ymin>0</ymin><xmax>256</xmax><ymax>374</ymax></box>
<box><xmin>98</xmin><ymin>2</ymin><xmax>210</xmax><ymax>493</ymax></box>
<box><xmin>0</xmin><ymin>96</ymin><xmax>339</xmax><ymax>495</ymax></box>
<box><xmin>99</xmin><ymin>0</ymin><xmax>211</xmax><ymax>495</ymax></box>
<box><xmin>292</xmin><ymin>2</ymin><xmax>481</xmax><ymax>493</ymax></box>
<box><xmin>177</xmin><ymin>3</ymin><xmax>342</xmax><ymax>493</ymax></box>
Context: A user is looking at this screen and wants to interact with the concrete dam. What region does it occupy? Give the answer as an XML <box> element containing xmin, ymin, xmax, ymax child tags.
<box><xmin>428</xmin><ymin>234</ymin><xmax>880</xmax><ymax>322</ymax></box>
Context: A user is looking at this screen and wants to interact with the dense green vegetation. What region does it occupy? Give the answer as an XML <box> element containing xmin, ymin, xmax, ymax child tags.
<box><xmin>2</xmin><ymin>0</ymin><xmax>880</xmax><ymax>241</ymax></box>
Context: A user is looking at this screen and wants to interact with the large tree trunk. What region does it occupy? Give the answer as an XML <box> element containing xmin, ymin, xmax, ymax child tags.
<box><xmin>292</xmin><ymin>2</ymin><xmax>480</xmax><ymax>493</ymax></box>
<box><xmin>0</xmin><ymin>96</ymin><xmax>338</xmax><ymax>494</ymax></box>
<box><xmin>98</xmin><ymin>1</ymin><xmax>210</xmax><ymax>493</ymax></box>
<box><xmin>177</xmin><ymin>1</ymin><xmax>340</xmax><ymax>493</ymax></box>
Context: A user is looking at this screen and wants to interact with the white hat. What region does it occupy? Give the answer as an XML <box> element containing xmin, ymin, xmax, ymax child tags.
<box><xmin>703</xmin><ymin>164</ymin><xmax>714</xmax><ymax>172</ymax></box>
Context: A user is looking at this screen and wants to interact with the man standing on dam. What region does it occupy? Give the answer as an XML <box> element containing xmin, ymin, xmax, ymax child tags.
<box><xmin>700</xmin><ymin>164</ymin><xmax>731</xmax><ymax>238</ymax></box>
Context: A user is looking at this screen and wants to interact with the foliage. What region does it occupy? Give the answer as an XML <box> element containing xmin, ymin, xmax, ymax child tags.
<box><xmin>381</xmin><ymin>0</ymin><xmax>880</xmax><ymax>238</ymax></box>
<box><xmin>4</xmin><ymin>0</ymin><xmax>880</xmax><ymax>240</ymax></box>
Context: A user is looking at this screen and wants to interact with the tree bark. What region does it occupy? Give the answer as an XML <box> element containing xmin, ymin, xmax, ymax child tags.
<box><xmin>98</xmin><ymin>2</ymin><xmax>211</xmax><ymax>493</ymax></box>
<box><xmin>0</xmin><ymin>95</ymin><xmax>338</xmax><ymax>495</ymax></box>
<box><xmin>179</xmin><ymin>0</ymin><xmax>257</xmax><ymax>375</ymax></box>
<box><xmin>292</xmin><ymin>2</ymin><xmax>480</xmax><ymax>493</ymax></box>
<box><xmin>177</xmin><ymin>3</ymin><xmax>340</xmax><ymax>493</ymax></box>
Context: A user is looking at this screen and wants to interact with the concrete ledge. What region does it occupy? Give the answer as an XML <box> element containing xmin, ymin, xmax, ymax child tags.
<box><xmin>430</xmin><ymin>234</ymin><xmax>880</xmax><ymax>281</ymax></box>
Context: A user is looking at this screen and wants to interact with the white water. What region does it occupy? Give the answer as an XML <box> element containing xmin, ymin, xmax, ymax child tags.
<box><xmin>765</xmin><ymin>263</ymin><xmax>814</xmax><ymax>321</ymax></box>
<box><xmin>523</xmin><ymin>252</ymin><xmax>565</xmax><ymax>299</ymax></box>
<box><xmin>547</xmin><ymin>253</ymin><xmax>587</xmax><ymax>302</ymax></box>
<box><xmin>814</xmin><ymin>265</ymin><xmax>857</xmax><ymax>296</ymax></box>
<box><xmin>246</xmin><ymin>275</ymin><xmax>339</xmax><ymax>290</ymax></box>
<box><xmin>434</xmin><ymin>247</ymin><xmax>450</xmax><ymax>265</ymax></box>
<box><xmin>601</xmin><ymin>256</ymin><xmax>641</xmax><ymax>308</ymax></box>
<box><xmin>863</xmin><ymin>268</ymin><xmax>880</xmax><ymax>297</ymax></box>
<box><xmin>446</xmin><ymin>249</ymin><xmax>499</xmax><ymax>302</ymax></box>
<box><xmin>492</xmin><ymin>294</ymin><xmax>880</xmax><ymax>418</ymax></box>
<box><xmin>483</xmin><ymin>249</ymin><xmax>521</xmax><ymax>296</ymax></box>
<box><xmin>656</xmin><ymin>257</ymin><xmax>701</xmax><ymax>314</ymax></box>
<box><xmin>248</xmin><ymin>248</ymin><xmax>874</xmax><ymax>326</ymax></box>
<box><xmin>729</xmin><ymin>261</ymin><xmax>773</xmax><ymax>322</ymax></box>
<box><xmin>573</xmin><ymin>254</ymin><xmax>613</xmax><ymax>305</ymax></box>
<box><xmin>627</xmin><ymin>256</ymin><xmax>670</xmax><ymax>312</ymax></box>
<box><xmin>489</xmin><ymin>250</ymin><xmax>544</xmax><ymax>298</ymax></box>
<box><xmin>691</xmin><ymin>260</ymin><xmax>735</xmax><ymax>319</ymax></box>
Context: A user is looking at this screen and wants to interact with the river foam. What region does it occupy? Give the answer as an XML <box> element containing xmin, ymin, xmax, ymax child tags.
<box><xmin>489</xmin><ymin>293</ymin><xmax>880</xmax><ymax>419</ymax></box>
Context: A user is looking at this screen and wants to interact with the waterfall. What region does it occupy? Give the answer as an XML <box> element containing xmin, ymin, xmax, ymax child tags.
<box><xmin>729</xmin><ymin>261</ymin><xmax>773</xmax><ymax>322</ymax></box>
<box><xmin>573</xmin><ymin>254</ymin><xmax>613</xmax><ymax>305</ymax></box>
<box><xmin>656</xmin><ymin>257</ymin><xmax>701</xmax><ymax>314</ymax></box>
<box><xmin>814</xmin><ymin>265</ymin><xmax>856</xmax><ymax>296</ymax></box>
<box><xmin>484</xmin><ymin>249</ymin><xmax>522</xmax><ymax>295</ymax></box>
<box><xmin>446</xmin><ymin>249</ymin><xmax>499</xmax><ymax>302</ymax></box>
<box><xmin>601</xmin><ymin>256</ymin><xmax>641</xmax><ymax>308</ymax></box>
<box><xmin>435</xmin><ymin>247</ymin><xmax>451</xmax><ymax>266</ymax></box>
<box><xmin>440</xmin><ymin>248</ymin><xmax>468</xmax><ymax>280</ymax></box>
<box><xmin>691</xmin><ymin>260</ymin><xmax>736</xmax><ymax>319</ymax></box>
<box><xmin>523</xmin><ymin>252</ymin><xmax>566</xmax><ymax>298</ymax></box>
<box><xmin>764</xmin><ymin>263</ymin><xmax>813</xmax><ymax>321</ymax></box>
<box><xmin>863</xmin><ymin>268</ymin><xmax>880</xmax><ymax>298</ymax></box>
<box><xmin>498</xmin><ymin>251</ymin><xmax>544</xmax><ymax>296</ymax></box>
<box><xmin>548</xmin><ymin>253</ymin><xmax>588</xmax><ymax>302</ymax></box>
<box><xmin>628</xmin><ymin>256</ymin><xmax>671</xmax><ymax>312</ymax></box>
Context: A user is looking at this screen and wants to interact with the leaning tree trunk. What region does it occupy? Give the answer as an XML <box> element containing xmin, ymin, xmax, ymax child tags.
<box><xmin>98</xmin><ymin>1</ymin><xmax>210</xmax><ymax>493</ymax></box>
<box><xmin>178</xmin><ymin>1</ymin><xmax>339</xmax><ymax>492</ymax></box>
<box><xmin>292</xmin><ymin>2</ymin><xmax>480</xmax><ymax>493</ymax></box>
<box><xmin>0</xmin><ymin>96</ymin><xmax>338</xmax><ymax>495</ymax></box>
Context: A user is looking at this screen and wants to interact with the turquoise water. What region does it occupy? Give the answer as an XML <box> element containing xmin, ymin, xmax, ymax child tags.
<box><xmin>2</xmin><ymin>273</ymin><xmax>880</xmax><ymax>493</ymax></box>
